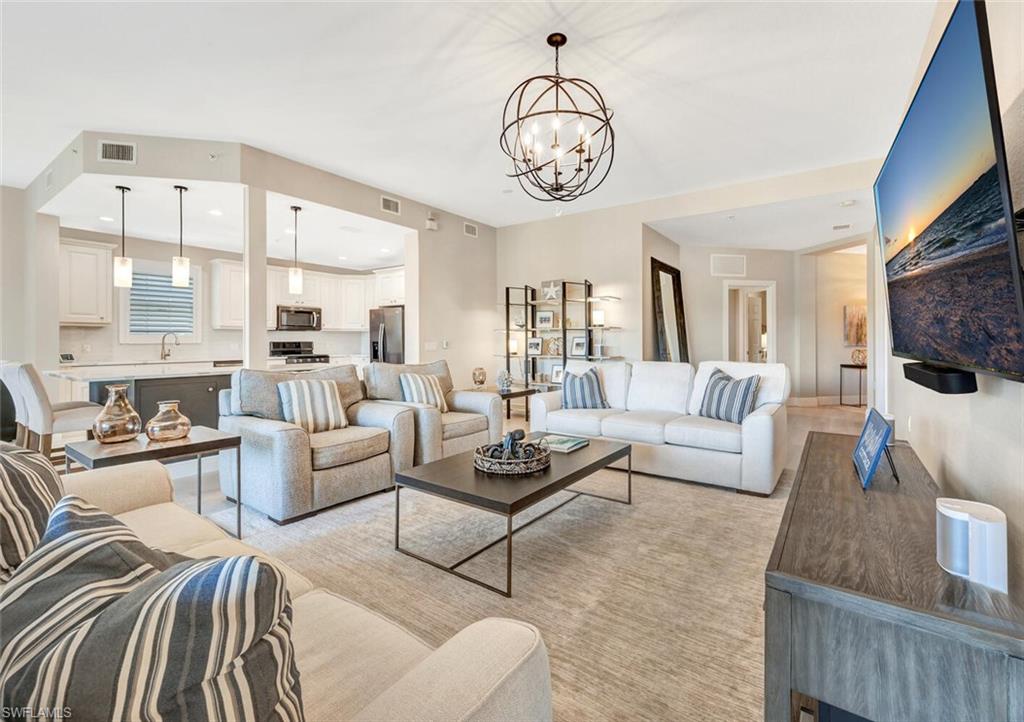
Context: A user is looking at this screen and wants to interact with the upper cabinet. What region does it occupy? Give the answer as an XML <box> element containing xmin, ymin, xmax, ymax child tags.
<box><xmin>210</xmin><ymin>259</ymin><xmax>246</xmax><ymax>329</ymax></box>
<box><xmin>374</xmin><ymin>267</ymin><xmax>405</xmax><ymax>306</ymax></box>
<box><xmin>340</xmin><ymin>277</ymin><xmax>368</xmax><ymax>330</ymax></box>
<box><xmin>59</xmin><ymin>240</ymin><xmax>112</xmax><ymax>326</ymax></box>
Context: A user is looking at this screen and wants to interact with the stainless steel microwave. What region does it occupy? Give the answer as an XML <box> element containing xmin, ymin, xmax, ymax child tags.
<box><xmin>276</xmin><ymin>305</ymin><xmax>321</xmax><ymax>331</ymax></box>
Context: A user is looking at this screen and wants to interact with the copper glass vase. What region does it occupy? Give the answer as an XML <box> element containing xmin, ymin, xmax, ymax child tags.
<box><xmin>93</xmin><ymin>384</ymin><xmax>143</xmax><ymax>444</ymax></box>
<box><xmin>145</xmin><ymin>400</ymin><xmax>191</xmax><ymax>442</ymax></box>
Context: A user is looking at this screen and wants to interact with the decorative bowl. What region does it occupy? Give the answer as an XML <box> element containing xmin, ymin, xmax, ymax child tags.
<box><xmin>474</xmin><ymin>444</ymin><xmax>551</xmax><ymax>475</ymax></box>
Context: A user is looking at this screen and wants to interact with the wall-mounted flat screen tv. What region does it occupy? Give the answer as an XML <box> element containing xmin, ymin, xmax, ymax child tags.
<box><xmin>874</xmin><ymin>0</ymin><xmax>1024</xmax><ymax>381</ymax></box>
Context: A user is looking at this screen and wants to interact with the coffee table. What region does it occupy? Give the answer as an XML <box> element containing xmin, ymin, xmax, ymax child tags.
<box><xmin>394</xmin><ymin>432</ymin><xmax>631</xmax><ymax>597</ymax></box>
<box><xmin>63</xmin><ymin>426</ymin><xmax>243</xmax><ymax>539</ymax></box>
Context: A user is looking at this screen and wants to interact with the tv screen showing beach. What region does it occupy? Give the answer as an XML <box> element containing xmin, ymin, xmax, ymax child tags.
<box><xmin>875</xmin><ymin>0</ymin><xmax>1024</xmax><ymax>378</ymax></box>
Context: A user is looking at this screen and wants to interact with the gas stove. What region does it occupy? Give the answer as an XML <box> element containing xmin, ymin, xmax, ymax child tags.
<box><xmin>269</xmin><ymin>341</ymin><xmax>329</xmax><ymax>365</ymax></box>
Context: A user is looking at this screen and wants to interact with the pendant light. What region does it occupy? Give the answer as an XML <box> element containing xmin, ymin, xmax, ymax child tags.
<box><xmin>171</xmin><ymin>185</ymin><xmax>190</xmax><ymax>288</ymax></box>
<box><xmin>112</xmin><ymin>185</ymin><xmax>133</xmax><ymax>288</ymax></box>
<box><xmin>289</xmin><ymin>205</ymin><xmax>303</xmax><ymax>295</ymax></box>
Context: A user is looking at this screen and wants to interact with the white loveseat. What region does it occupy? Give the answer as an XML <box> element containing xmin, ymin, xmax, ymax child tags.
<box><xmin>531</xmin><ymin>360</ymin><xmax>790</xmax><ymax>495</ymax></box>
<box><xmin>26</xmin><ymin>461</ymin><xmax>554</xmax><ymax>721</ymax></box>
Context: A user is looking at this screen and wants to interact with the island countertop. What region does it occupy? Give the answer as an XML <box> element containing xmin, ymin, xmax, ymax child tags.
<box><xmin>45</xmin><ymin>362</ymin><xmax>244</xmax><ymax>383</ymax></box>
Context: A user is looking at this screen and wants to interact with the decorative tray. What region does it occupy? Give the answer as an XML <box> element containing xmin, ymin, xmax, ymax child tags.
<box><xmin>474</xmin><ymin>431</ymin><xmax>551</xmax><ymax>475</ymax></box>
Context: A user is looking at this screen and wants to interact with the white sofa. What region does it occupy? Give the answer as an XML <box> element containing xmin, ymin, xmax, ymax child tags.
<box><xmin>28</xmin><ymin>461</ymin><xmax>553</xmax><ymax>721</ymax></box>
<box><xmin>531</xmin><ymin>360</ymin><xmax>790</xmax><ymax>495</ymax></box>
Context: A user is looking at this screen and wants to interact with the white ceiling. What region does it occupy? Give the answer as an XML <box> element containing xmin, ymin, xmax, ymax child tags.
<box><xmin>2</xmin><ymin>2</ymin><xmax>936</xmax><ymax>227</ymax></box>
<box><xmin>648</xmin><ymin>188</ymin><xmax>876</xmax><ymax>251</ymax></box>
<box><xmin>43</xmin><ymin>174</ymin><xmax>408</xmax><ymax>269</ymax></box>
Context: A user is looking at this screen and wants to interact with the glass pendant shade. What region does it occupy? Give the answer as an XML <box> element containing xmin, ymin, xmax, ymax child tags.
<box><xmin>113</xmin><ymin>256</ymin><xmax>133</xmax><ymax>288</ymax></box>
<box><xmin>171</xmin><ymin>256</ymin><xmax>190</xmax><ymax>288</ymax></box>
<box><xmin>289</xmin><ymin>266</ymin><xmax>304</xmax><ymax>295</ymax></box>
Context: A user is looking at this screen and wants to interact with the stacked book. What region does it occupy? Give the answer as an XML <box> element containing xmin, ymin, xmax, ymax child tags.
<box><xmin>543</xmin><ymin>434</ymin><xmax>590</xmax><ymax>454</ymax></box>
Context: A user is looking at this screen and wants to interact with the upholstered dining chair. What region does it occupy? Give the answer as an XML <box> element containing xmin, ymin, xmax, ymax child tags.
<box><xmin>15</xmin><ymin>362</ymin><xmax>102</xmax><ymax>459</ymax></box>
<box><xmin>0</xmin><ymin>362</ymin><xmax>31</xmax><ymax>447</ymax></box>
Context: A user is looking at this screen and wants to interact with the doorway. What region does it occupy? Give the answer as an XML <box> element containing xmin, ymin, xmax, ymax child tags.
<box><xmin>723</xmin><ymin>280</ymin><xmax>776</xmax><ymax>363</ymax></box>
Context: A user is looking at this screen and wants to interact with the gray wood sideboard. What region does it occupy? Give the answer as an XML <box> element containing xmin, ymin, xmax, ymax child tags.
<box><xmin>765</xmin><ymin>431</ymin><xmax>1024</xmax><ymax>722</ymax></box>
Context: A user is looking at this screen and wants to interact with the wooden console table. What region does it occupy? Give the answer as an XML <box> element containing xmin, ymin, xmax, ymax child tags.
<box><xmin>765</xmin><ymin>431</ymin><xmax>1023</xmax><ymax>721</ymax></box>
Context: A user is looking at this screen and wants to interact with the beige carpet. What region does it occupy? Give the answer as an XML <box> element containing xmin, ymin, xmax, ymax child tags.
<box><xmin>200</xmin><ymin>406</ymin><xmax>863</xmax><ymax>721</ymax></box>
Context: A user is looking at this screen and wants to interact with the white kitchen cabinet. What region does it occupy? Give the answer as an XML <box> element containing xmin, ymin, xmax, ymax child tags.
<box><xmin>340</xmin><ymin>277</ymin><xmax>368</xmax><ymax>330</ymax></box>
<box><xmin>210</xmin><ymin>259</ymin><xmax>246</xmax><ymax>329</ymax></box>
<box><xmin>374</xmin><ymin>267</ymin><xmax>405</xmax><ymax>306</ymax></box>
<box><xmin>320</xmin><ymin>275</ymin><xmax>343</xmax><ymax>330</ymax></box>
<box><xmin>59</xmin><ymin>240</ymin><xmax>112</xmax><ymax>326</ymax></box>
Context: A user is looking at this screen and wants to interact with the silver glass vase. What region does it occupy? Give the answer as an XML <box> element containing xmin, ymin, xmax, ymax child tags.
<box><xmin>93</xmin><ymin>384</ymin><xmax>143</xmax><ymax>444</ymax></box>
<box><xmin>145</xmin><ymin>400</ymin><xmax>191</xmax><ymax>442</ymax></box>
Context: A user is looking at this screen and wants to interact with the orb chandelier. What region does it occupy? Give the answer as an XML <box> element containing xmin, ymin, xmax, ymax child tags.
<box><xmin>500</xmin><ymin>32</ymin><xmax>614</xmax><ymax>203</ymax></box>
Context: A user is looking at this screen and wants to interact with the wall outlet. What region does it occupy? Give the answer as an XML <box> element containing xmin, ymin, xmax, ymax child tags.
<box><xmin>442</xmin><ymin>339</ymin><xmax>449</xmax><ymax>350</ymax></box>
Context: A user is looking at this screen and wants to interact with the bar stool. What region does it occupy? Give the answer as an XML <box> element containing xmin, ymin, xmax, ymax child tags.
<box><xmin>0</xmin><ymin>362</ymin><xmax>30</xmax><ymax>446</ymax></box>
<box><xmin>16</xmin><ymin>363</ymin><xmax>102</xmax><ymax>460</ymax></box>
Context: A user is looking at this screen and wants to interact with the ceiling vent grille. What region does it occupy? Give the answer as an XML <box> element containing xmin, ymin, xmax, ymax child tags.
<box><xmin>380</xmin><ymin>196</ymin><xmax>401</xmax><ymax>215</ymax></box>
<box><xmin>710</xmin><ymin>253</ymin><xmax>747</xmax><ymax>278</ymax></box>
<box><xmin>98</xmin><ymin>140</ymin><xmax>136</xmax><ymax>164</ymax></box>
<box><xmin>463</xmin><ymin>222</ymin><xmax>479</xmax><ymax>238</ymax></box>
<box><xmin>832</xmin><ymin>223</ymin><xmax>852</xmax><ymax>231</ymax></box>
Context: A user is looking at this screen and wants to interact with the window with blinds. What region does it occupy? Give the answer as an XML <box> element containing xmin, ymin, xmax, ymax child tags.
<box><xmin>128</xmin><ymin>271</ymin><xmax>195</xmax><ymax>334</ymax></box>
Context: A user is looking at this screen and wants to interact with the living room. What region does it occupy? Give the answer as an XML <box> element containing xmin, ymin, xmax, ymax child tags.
<box><xmin>1</xmin><ymin>2</ymin><xmax>1022</xmax><ymax>720</ymax></box>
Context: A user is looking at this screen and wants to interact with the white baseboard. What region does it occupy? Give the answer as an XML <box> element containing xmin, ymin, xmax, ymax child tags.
<box><xmin>786</xmin><ymin>397</ymin><xmax>818</xmax><ymax>407</ymax></box>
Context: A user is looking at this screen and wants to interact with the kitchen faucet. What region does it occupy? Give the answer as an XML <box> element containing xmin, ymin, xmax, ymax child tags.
<box><xmin>160</xmin><ymin>332</ymin><xmax>180</xmax><ymax>361</ymax></box>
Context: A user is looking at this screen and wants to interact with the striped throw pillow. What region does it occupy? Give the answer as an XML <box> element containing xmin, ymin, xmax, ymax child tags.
<box><xmin>400</xmin><ymin>373</ymin><xmax>449</xmax><ymax>413</ymax></box>
<box><xmin>562</xmin><ymin>367</ymin><xmax>610</xmax><ymax>409</ymax></box>
<box><xmin>0</xmin><ymin>449</ymin><xmax>64</xmax><ymax>582</ymax></box>
<box><xmin>0</xmin><ymin>496</ymin><xmax>304</xmax><ymax>722</ymax></box>
<box><xmin>699</xmin><ymin>368</ymin><xmax>761</xmax><ymax>423</ymax></box>
<box><xmin>279</xmin><ymin>379</ymin><xmax>348</xmax><ymax>433</ymax></box>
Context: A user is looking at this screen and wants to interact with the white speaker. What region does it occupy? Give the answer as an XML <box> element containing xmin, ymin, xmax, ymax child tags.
<box><xmin>936</xmin><ymin>498</ymin><xmax>1008</xmax><ymax>593</ymax></box>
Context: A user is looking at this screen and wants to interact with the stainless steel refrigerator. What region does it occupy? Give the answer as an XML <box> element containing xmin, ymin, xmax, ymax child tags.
<box><xmin>369</xmin><ymin>305</ymin><xmax>405</xmax><ymax>364</ymax></box>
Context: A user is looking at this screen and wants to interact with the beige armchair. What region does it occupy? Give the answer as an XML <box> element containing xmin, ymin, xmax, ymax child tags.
<box><xmin>218</xmin><ymin>365</ymin><xmax>415</xmax><ymax>524</ymax></box>
<box><xmin>362</xmin><ymin>360</ymin><xmax>502</xmax><ymax>464</ymax></box>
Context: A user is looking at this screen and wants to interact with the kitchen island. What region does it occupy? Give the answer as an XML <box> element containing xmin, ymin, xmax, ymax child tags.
<box><xmin>47</xmin><ymin>360</ymin><xmax>243</xmax><ymax>430</ymax></box>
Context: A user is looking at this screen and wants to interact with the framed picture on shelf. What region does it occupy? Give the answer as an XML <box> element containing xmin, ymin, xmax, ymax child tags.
<box><xmin>536</xmin><ymin>310</ymin><xmax>555</xmax><ymax>329</ymax></box>
<box><xmin>569</xmin><ymin>336</ymin><xmax>587</xmax><ymax>357</ymax></box>
<box><xmin>551</xmin><ymin>364</ymin><xmax>564</xmax><ymax>383</ymax></box>
<box><xmin>545</xmin><ymin>337</ymin><xmax>562</xmax><ymax>356</ymax></box>
<box><xmin>527</xmin><ymin>337</ymin><xmax>543</xmax><ymax>356</ymax></box>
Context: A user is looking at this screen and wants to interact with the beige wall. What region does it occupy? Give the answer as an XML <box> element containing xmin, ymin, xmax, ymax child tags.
<box><xmin>641</xmin><ymin>225</ymin><xmax>682</xmax><ymax>361</ymax></box>
<box><xmin>883</xmin><ymin>0</ymin><xmax>1024</xmax><ymax>597</ymax></box>
<box><xmin>0</xmin><ymin>187</ymin><xmax>28</xmax><ymax>361</ymax></box>
<box><xmin>815</xmin><ymin>252</ymin><xmax>867</xmax><ymax>400</ymax></box>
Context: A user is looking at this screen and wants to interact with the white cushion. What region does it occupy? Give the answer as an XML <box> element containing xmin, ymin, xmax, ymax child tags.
<box><xmin>116</xmin><ymin>502</ymin><xmax>226</xmax><ymax>552</ymax></box>
<box><xmin>600</xmin><ymin>410</ymin><xmax>684</xmax><ymax>445</ymax></box>
<box><xmin>688</xmin><ymin>361</ymin><xmax>790</xmax><ymax>415</ymax></box>
<box><xmin>546</xmin><ymin>408</ymin><xmax>620</xmax><ymax>437</ymax></box>
<box><xmin>51</xmin><ymin>404</ymin><xmax>101</xmax><ymax>434</ymax></box>
<box><xmin>292</xmin><ymin>590</ymin><xmax>432</xmax><ymax>721</ymax></box>
<box><xmin>664</xmin><ymin>415</ymin><xmax>742</xmax><ymax>454</ymax></box>
<box><xmin>564</xmin><ymin>360</ymin><xmax>630</xmax><ymax>409</ymax></box>
<box><xmin>625</xmin><ymin>361</ymin><xmax>694</xmax><ymax>413</ymax></box>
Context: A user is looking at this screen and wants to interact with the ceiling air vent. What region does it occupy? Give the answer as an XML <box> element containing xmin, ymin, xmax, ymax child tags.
<box><xmin>710</xmin><ymin>253</ymin><xmax>747</xmax><ymax>278</ymax></box>
<box><xmin>380</xmin><ymin>196</ymin><xmax>401</xmax><ymax>215</ymax></box>
<box><xmin>832</xmin><ymin>223</ymin><xmax>852</xmax><ymax>231</ymax></box>
<box><xmin>98</xmin><ymin>140</ymin><xmax>136</xmax><ymax>164</ymax></box>
<box><xmin>463</xmin><ymin>222</ymin><xmax>479</xmax><ymax>238</ymax></box>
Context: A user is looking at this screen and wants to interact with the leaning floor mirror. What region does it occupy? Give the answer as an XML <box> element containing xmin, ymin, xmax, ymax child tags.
<box><xmin>651</xmin><ymin>257</ymin><xmax>690</xmax><ymax>363</ymax></box>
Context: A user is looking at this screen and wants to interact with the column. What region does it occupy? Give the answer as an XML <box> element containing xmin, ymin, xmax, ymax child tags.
<box><xmin>242</xmin><ymin>186</ymin><xmax>268</xmax><ymax>370</ymax></box>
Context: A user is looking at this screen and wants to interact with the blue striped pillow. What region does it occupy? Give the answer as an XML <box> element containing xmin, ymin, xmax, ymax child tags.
<box><xmin>0</xmin><ymin>449</ymin><xmax>64</xmax><ymax>581</ymax></box>
<box><xmin>699</xmin><ymin>368</ymin><xmax>761</xmax><ymax>423</ymax></box>
<box><xmin>562</xmin><ymin>367</ymin><xmax>610</xmax><ymax>409</ymax></box>
<box><xmin>279</xmin><ymin>379</ymin><xmax>348</xmax><ymax>433</ymax></box>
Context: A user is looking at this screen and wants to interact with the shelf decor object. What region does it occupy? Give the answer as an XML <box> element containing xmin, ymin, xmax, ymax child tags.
<box><xmin>112</xmin><ymin>185</ymin><xmax>133</xmax><ymax>288</ymax></box>
<box><xmin>289</xmin><ymin>205</ymin><xmax>303</xmax><ymax>294</ymax></box>
<box><xmin>144</xmin><ymin>400</ymin><xmax>192</xmax><ymax>442</ymax></box>
<box><xmin>472</xmin><ymin>367</ymin><xmax>487</xmax><ymax>387</ymax></box>
<box><xmin>500</xmin><ymin>33</ymin><xmax>615</xmax><ymax>202</ymax></box>
<box><xmin>171</xmin><ymin>185</ymin><xmax>190</xmax><ymax>288</ymax></box>
<box><xmin>92</xmin><ymin>384</ymin><xmax>143</xmax><ymax>444</ymax></box>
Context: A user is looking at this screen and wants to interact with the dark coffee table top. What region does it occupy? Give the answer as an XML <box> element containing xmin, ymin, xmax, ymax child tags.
<box><xmin>395</xmin><ymin>432</ymin><xmax>630</xmax><ymax>515</ymax></box>
<box><xmin>463</xmin><ymin>385</ymin><xmax>538</xmax><ymax>400</ymax></box>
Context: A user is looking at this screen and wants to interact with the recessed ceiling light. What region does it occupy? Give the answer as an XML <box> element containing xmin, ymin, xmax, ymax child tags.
<box><xmin>380</xmin><ymin>248</ymin><xmax>391</xmax><ymax>253</ymax></box>
<box><xmin>338</xmin><ymin>225</ymin><xmax>362</xmax><ymax>233</ymax></box>
<box><xmin>838</xmin><ymin>199</ymin><xmax>857</xmax><ymax>208</ymax></box>
<box><xmin>99</xmin><ymin>215</ymin><xmax>115</xmax><ymax>222</ymax></box>
<box><xmin>338</xmin><ymin>256</ymin><xmax>348</xmax><ymax>261</ymax></box>
<box><xmin>208</xmin><ymin>209</ymin><xmax>223</xmax><ymax>216</ymax></box>
<box><xmin>284</xmin><ymin>228</ymin><xmax>295</xmax><ymax>235</ymax></box>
